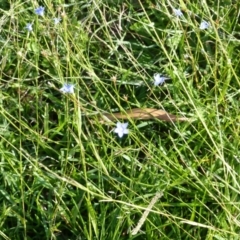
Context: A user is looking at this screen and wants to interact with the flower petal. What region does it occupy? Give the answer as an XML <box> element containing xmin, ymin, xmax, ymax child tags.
<box><xmin>118</xmin><ymin>131</ymin><xmax>124</xmax><ymax>138</ymax></box>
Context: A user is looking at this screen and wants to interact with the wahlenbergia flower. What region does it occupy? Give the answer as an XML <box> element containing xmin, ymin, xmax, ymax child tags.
<box><xmin>153</xmin><ymin>73</ymin><xmax>170</xmax><ymax>86</ymax></box>
<box><xmin>60</xmin><ymin>83</ymin><xmax>74</xmax><ymax>94</ymax></box>
<box><xmin>173</xmin><ymin>8</ymin><xmax>183</xmax><ymax>17</ymax></box>
<box><xmin>114</xmin><ymin>122</ymin><xmax>129</xmax><ymax>138</ymax></box>
<box><xmin>25</xmin><ymin>23</ymin><xmax>33</xmax><ymax>32</ymax></box>
<box><xmin>199</xmin><ymin>20</ymin><xmax>210</xmax><ymax>30</ymax></box>
<box><xmin>35</xmin><ymin>6</ymin><xmax>45</xmax><ymax>16</ymax></box>
<box><xmin>53</xmin><ymin>18</ymin><xmax>61</xmax><ymax>24</ymax></box>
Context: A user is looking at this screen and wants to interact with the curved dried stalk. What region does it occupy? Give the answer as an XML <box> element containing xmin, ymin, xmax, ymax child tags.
<box><xmin>103</xmin><ymin>108</ymin><xmax>188</xmax><ymax>122</ymax></box>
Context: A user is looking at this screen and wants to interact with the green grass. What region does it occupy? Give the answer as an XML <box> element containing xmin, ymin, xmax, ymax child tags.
<box><xmin>0</xmin><ymin>0</ymin><xmax>240</xmax><ymax>239</ymax></box>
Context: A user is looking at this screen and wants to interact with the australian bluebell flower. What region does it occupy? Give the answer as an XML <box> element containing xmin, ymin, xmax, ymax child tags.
<box><xmin>60</xmin><ymin>83</ymin><xmax>74</xmax><ymax>94</ymax></box>
<box><xmin>173</xmin><ymin>8</ymin><xmax>183</xmax><ymax>17</ymax></box>
<box><xmin>199</xmin><ymin>20</ymin><xmax>210</xmax><ymax>30</ymax></box>
<box><xmin>25</xmin><ymin>23</ymin><xmax>33</xmax><ymax>32</ymax></box>
<box><xmin>53</xmin><ymin>18</ymin><xmax>61</xmax><ymax>24</ymax></box>
<box><xmin>153</xmin><ymin>73</ymin><xmax>170</xmax><ymax>86</ymax></box>
<box><xmin>35</xmin><ymin>6</ymin><xmax>45</xmax><ymax>16</ymax></box>
<box><xmin>114</xmin><ymin>122</ymin><xmax>129</xmax><ymax>138</ymax></box>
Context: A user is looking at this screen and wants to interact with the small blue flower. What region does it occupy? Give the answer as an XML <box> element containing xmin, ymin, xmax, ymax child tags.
<box><xmin>199</xmin><ymin>20</ymin><xmax>210</xmax><ymax>30</ymax></box>
<box><xmin>153</xmin><ymin>73</ymin><xmax>170</xmax><ymax>86</ymax></box>
<box><xmin>25</xmin><ymin>23</ymin><xmax>33</xmax><ymax>32</ymax></box>
<box><xmin>114</xmin><ymin>122</ymin><xmax>129</xmax><ymax>138</ymax></box>
<box><xmin>53</xmin><ymin>17</ymin><xmax>61</xmax><ymax>25</ymax></box>
<box><xmin>60</xmin><ymin>83</ymin><xmax>74</xmax><ymax>94</ymax></box>
<box><xmin>173</xmin><ymin>8</ymin><xmax>183</xmax><ymax>17</ymax></box>
<box><xmin>35</xmin><ymin>6</ymin><xmax>45</xmax><ymax>16</ymax></box>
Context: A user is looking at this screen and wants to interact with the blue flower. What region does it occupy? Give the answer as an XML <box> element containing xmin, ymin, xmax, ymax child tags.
<box><xmin>25</xmin><ymin>23</ymin><xmax>33</xmax><ymax>32</ymax></box>
<box><xmin>199</xmin><ymin>20</ymin><xmax>210</xmax><ymax>30</ymax></box>
<box><xmin>60</xmin><ymin>83</ymin><xmax>74</xmax><ymax>94</ymax></box>
<box><xmin>35</xmin><ymin>6</ymin><xmax>45</xmax><ymax>16</ymax></box>
<box><xmin>173</xmin><ymin>8</ymin><xmax>183</xmax><ymax>17</ymax></box>
<box><xmin>114</xmin><ymin>122</ymin><xmax>129</xmax><ymax>138</ymax></box>
<box><xmin>153</xmin><ymin>73</ymin><xmax>170</xmax><ymax>86</ymax></box>
<box><xmin>53</xmin><ymin>17</ymin><xmax>61</xmax><ymax>24</ymax></box>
